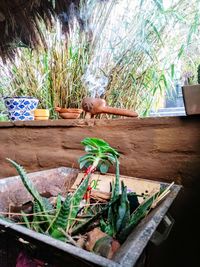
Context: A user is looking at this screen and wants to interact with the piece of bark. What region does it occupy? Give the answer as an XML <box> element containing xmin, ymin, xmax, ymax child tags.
<box><xmin>85</xmin><ymin>228</ymin><xmax>107</xmax><ymax>252</ymax></box>
<box><xmin>90</xmin><ymin>190</ymin><xmax>111</xmax><ymax>201</ymax></box>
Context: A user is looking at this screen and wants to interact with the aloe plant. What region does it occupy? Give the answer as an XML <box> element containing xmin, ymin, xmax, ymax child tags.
<box><xmin>5</xmin><ymin>138</ymin><xmax>120</xmax><ymax>241</ymax></box>
<box><xmin>7</xmin><ymin>158</ymin><xmax>53</xmax><ymax>227</ymax></box>
<box><xmin>50</xmin><ymin>174</ymin><xmax>90</xmax><ymax>237</ymax></box>
<box><xmin>4</xmin><ymin>138</ymin><xmax>170</xmax><ymax>258</ymax></box>
<box><xmin>6</xmin><ymin>158</ymin><xmax>91</xmax><ymax>241</ymax></box>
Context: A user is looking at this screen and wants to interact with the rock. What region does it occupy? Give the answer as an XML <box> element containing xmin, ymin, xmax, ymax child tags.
<box><xmin>85</xmin><ymin>228</ymin><xmax>120</xmax><ymax>259</ymax></box>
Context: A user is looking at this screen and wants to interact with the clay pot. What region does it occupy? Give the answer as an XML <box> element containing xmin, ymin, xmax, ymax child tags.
<box><xmin>55</xmin><ymin>107</ymin><xmax>83</xmax><ymax>119</ymax></box>
<box><xmin>34</xmin><ymin>109</ymin><xmax>49</xmax><ymax>120</ymax></box>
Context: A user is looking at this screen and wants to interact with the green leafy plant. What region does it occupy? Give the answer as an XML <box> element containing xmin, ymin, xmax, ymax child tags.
<box><xmin>79</xmin><ymin>137</ymin><xmax>119</xmax><ymax>173</ymax></box>
<box><xmin>5</xmin><ymin>138</ymin><xmax>119</xmax><ymax>242</ymax></box>
<box><xmin>3</xmin><ymin>137</ymin><xmax>172</xmax><ymax>259</ymax></box>
<box><xmin>6</xmin><ymin>158</ymin><xmax>91</xmax><ymax>242</ymax></box>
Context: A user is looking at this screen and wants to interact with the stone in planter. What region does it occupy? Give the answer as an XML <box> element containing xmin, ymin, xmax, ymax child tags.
<box><xmin>4</xmin><ymin>97</ymin><xmax>39</xmax><ymax>121</ymax></box>
<box><xmin>182</xmin><ymin>85</ymin><xmax>200</xmax><ymax>115</ymax></box>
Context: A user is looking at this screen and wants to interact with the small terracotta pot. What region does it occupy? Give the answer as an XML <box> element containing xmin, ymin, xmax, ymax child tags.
<box><xmin>34</xmin><ymin>109</ymin><xmax>49</xmax><ymax>120</ymax></box>
<box><xmin>55</xmin><ymin>107</ymin><xmax>83</xmax><ymax>119</ymax></box>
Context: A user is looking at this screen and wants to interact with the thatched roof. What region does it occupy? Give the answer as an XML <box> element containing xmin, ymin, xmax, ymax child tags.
<box><xmin>0</xmin><ymin>0</ymin><xmax>80</xmax><ymax>61</ymax></box>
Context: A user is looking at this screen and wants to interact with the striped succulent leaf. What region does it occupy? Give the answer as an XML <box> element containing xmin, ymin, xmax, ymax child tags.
<box><xmin>115</xmin><ymin>182</ymin><xmax>130</xmax><ymax>234</ymax></box>
<box><xmin>117</xmin><ymin>191</ymin><xmax>160</xmax><ymax>243</ymax></box>
<box><xmin>7</xmin><ymin>158</ymin><xmax>52</xmax><ymax>226</ymax></box>
<box><xmin>67</xmin><ymin>174</ymin><xmax>90</xmax><ymax>230</ymax></box>
<box><xmin>50</xmin><ymin>194</ymin><xmax>71</xmax><ymax>239</ymax></box>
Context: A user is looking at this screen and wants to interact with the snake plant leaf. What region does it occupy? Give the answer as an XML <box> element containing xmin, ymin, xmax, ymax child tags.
<box><xmin>67</xmin><ymin>174</ymin><xmax>90</xmax><ymax>230</ymax></box>
<box><xmin>116</xmin><ymin>182</ymin><xmax>130</xmax><ymax>234</ymax></box>
<box><xmin>107</xmin><ymin>181</ymin><xmax>117</xmax><ymax>236</ymax></box>
<box><xmin>7</xmin><ymin>158</ymin><xmax>52</xmax><ymax>226</ymax></box>
<box><xmin>112</xmin><ymin>157</ymin><xmax>120</xmax><ymax>201</ymax></box>
<box><xmin>7</xmin><ymin>159</ymin><xmax>44</xmax><ymax>207</ymax></box>
<box><xmin>56</xmin><ymin>194</ymin><xmax>62</xmax><ymax>210</ymax></box>
<box><xmin>50</xmin><ymin>194</ymin><xmax>71</xmax><ymax>239</ymax></box>
<box><xmin>42</xmin><ymin>197</ymin><xmax>54</xmax><ymax>214</ymax></box>
<box><xmin>100</xmin><ymin>218</ymin><xmax>108</xmax><ymax>233</ymax></box>
<box><xmin>117</xmin><ymin>191</ymin><xmax>160</xmax><ymax>243</ymax></box>
<box><xmin>21</xmin><ymin>211</ymin><xmax>31</xmax><ymax>229</ymax></box>
<box><xmin>104</xmin><ymin>161</ymin><xmax>121</xmax><ymax>237</ymax></box>
<box><xmin>32</xmin><ymin>201</ymin><xmax>46</xmax><ymax>233</ymax></box>
<box><xmin>71</xmin><ymin>196</ymin><xmax>120</xmax><ymax>236</ymax></box>
<box><xmin>100</xmin><ymin>219</ymin><xmax>114</xmax><ymax>236</ymax></box>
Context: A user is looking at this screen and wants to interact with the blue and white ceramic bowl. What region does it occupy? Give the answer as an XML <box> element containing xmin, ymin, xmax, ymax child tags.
<box><xmin>4</xmin><ymin>97</ymin><xmax>39</xmax><ymax>121</ymax></box>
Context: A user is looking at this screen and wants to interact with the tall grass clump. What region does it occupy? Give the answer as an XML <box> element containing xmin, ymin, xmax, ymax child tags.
<box><xmin>1</xmin><ymin>0</ymin><xmax>200</xmax><ymax>119</ymax></box>
<box><xmin>0</xmin><ymin>16</ymin><xmax>90</xmax><ymax>119</ymax></box>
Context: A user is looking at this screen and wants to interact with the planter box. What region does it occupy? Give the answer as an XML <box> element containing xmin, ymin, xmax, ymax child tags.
<box><xmin>182</xmin><ymin>85</ymin><xmax>200</xmax><ymax>115</ymax></box>
<box><xmin>0</xmin><ymin>167</ymin><xmax>181</xmax><ymax>267</ymax></box>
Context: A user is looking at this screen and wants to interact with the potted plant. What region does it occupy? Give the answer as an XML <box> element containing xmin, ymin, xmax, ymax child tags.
<box><xmin>182</xmin><ymin>66</ymin><xmax>200</xmax><ymax>115</ymax></box>
<box><xmin>0</xmin><ymin>137</ymin><xmax>178</xmax><ymax>267</ymax></box>
<box><xmin>4</xmin><ymin>96</ymin><xmax>39</xmax><ymax>121</ymax></box>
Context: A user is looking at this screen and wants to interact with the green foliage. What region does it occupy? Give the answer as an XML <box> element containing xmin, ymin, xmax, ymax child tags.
<box><xmin>4</xmin><ymin>138</ymin><xmax>170</xmax><ymax>252</ymax></box>
<box><xmin>50</xmin><ymin>195</ymin><xmax>71</xmax><ymax>239</ymax></box>
<box><xmin>115</xmin><ymin>182</ymin><xmax>130</xmax><ymax>234</ymax></box>
<box><xmin>7</xmin><ymin>158</ymin><xmax>52</xmax><ymax>226</ymax></box>
<box><xmin>79</xmin><ymin>137</ymin><xmax>119</xmax><ymax>172</ymax></box>
<box><xmin>117</xmin><ymin>191</ymin><xmax>160</xmax><ymax>243</ymax></box>
<box><xmin>6</xmin><ymin>158</ymin><xmax>91</xmax><ymax>241</ymax></box>
<box><xmin>102</xmin><ymin>157</ymin><xmax>121</xmax><ymax>236</ymax></box>
<box><xmin>1</xmin><ymin>0</ymin><xmax>200</xmax><ymax>118</ymax></box>
<box><xmin>100</xmin><ymin>181</ymin><xmax>130</xmax><ymax>238</ymax></box>
<box><xmin>66</xmin><ymin>174</ymin><xmax>90</xmax><ymax>230</ymax></box>
<box><xmin>5</xmin><ymin>138</ymin><xmax>119</xmax><ymax>243</ymax></box>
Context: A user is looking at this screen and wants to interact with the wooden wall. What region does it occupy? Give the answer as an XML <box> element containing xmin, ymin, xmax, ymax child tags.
<box><xmin>0</xmin><ymin>117</ymin><xmax>199</xmax><ymax>187</ymax></box>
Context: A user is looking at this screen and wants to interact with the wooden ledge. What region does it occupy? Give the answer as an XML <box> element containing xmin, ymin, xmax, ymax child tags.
<box><xmin>0</xmin><ymin>116</ymin><xmax>198</xmax><ymax>128</ymax></box>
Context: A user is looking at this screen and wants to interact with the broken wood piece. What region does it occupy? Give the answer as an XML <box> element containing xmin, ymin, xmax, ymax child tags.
<box><xmin>90</xmin><ymin>190</ymin><xmax>111</xmax><ymax>201</ymax></box>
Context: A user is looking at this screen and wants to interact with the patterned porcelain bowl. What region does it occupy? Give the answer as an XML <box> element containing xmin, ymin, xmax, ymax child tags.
<box><xmin>4</xmin><ymin>97</ymin><xmax>39</xmax><ymax>121</ymax></box>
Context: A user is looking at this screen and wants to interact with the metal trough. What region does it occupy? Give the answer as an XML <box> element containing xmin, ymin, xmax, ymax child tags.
<box><xmin>0</xmin><ymin>167</ymin><xmax>181</xmax><ymax>267</ymax></box>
